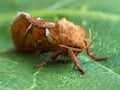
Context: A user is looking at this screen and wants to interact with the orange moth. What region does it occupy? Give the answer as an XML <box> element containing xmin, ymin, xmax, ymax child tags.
<box><xmin>10</xmin><ymin>12</ymin><xmax>107</xmax><ymax>74</ymax></box>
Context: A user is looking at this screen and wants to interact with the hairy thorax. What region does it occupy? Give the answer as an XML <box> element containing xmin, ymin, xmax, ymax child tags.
<box><xmin>47</xmin><ymin>18</ymin><xmax>86</xmax><ymax>50</ymax></box>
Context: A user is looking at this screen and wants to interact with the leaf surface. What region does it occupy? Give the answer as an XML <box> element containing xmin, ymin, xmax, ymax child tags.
<box><xmin>0</xmin><ymin>0</ymin><xmax>120</xmax><ymax>90</ymax></box>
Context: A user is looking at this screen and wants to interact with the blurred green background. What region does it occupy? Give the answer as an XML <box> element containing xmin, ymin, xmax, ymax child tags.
<box><xmin>0</xmin><ymin>0</ymin><xmax>120</xmax><ymax>90</ymax></box>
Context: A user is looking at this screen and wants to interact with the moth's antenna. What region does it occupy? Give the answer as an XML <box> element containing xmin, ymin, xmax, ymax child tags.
<box><xmin>88</xmin><ymin>28</ymin><xmax>92</xmax><ymax>42</ymax></box>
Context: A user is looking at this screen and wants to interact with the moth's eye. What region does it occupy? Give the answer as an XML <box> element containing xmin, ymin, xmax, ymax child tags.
<box><xmin>73</xmin><ymin>46</ymin><xmax>79</xmax><ymax>48</ymax></box>
<box><xmin>38</xmin><ymin>40</ymin><xmax>44</xmax><ymax>46</ymax></box>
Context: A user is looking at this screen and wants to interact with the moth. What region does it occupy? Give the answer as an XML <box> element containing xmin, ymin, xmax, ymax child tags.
<box><xmin>10</xmin><ymin>12</ymin><xmax>107</xmax><ymax>74</ymax></box>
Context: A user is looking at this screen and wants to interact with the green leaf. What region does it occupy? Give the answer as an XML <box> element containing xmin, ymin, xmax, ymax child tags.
<box><xmin>0</xmin><ymin>0</ymin><xmax>120</xmax><ymax>90</ymax></box>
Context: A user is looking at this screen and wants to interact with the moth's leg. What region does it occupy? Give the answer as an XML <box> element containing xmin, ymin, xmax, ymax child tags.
<box><xmin>84</xmin><ymin>40</ymin><xmax>108</xmax><ymax>61</ymax></box>
<box><xmin>35</xmin><ymin>49</ymin><xmax>64</xmax><ymax>68</ymax></box>
<box><xmin>21</xmin><ymin>23</ymin><xmax>33</xmax><ymax>46</ymax></box>
<box><xmin>26</xmin><ymin>16</ymin><xmax>55</xmax><ymax>28</ymax></box>
<box><xmin>59</xmin><ymin>44</ymin><xmax>82</xmax><ymax>52</ymax></box>
<box><xmin>31</xmin><ymin>21</ymin><xmax>55</xmax><ymax>28</ymax></box>
<box><xmin>68</xmin><ymin>48</ymin><xmax>85</xmax><ymax>74</ymax></box>
<box><xmin>37</xmin><ymin>22</ymin><xmax>55</xmax><ymax>28</ymax></box>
